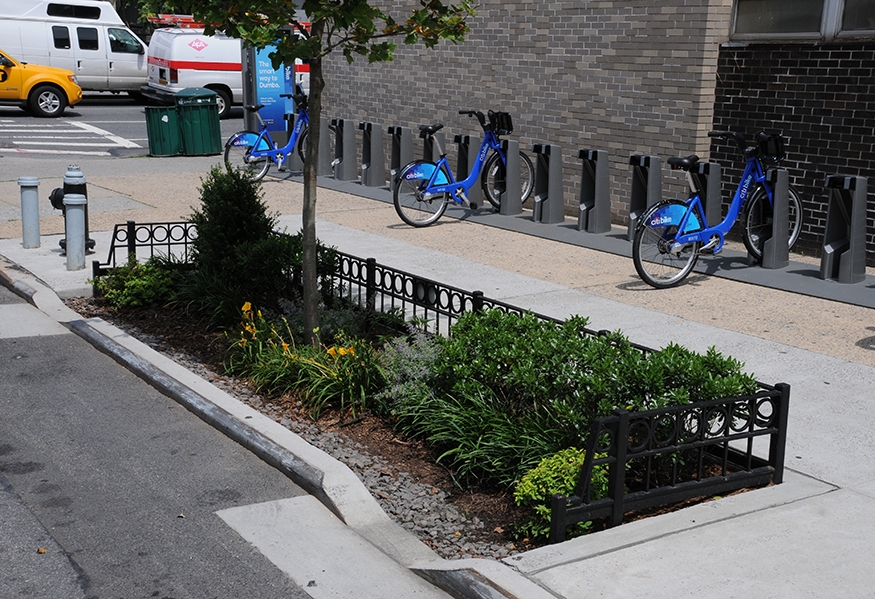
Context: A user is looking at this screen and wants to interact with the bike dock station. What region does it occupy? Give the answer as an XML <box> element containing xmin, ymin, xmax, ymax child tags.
<box><xmin>330</xmin><ymin>118</ymin><xmax>358</xmax><ymax>181</ymax></box>
<box><xmin>626</xmin><ymin>154</ymin><xmax>662</xmax><ymax>240</ymax></box>
<box><xmin>762</xmin><ymin>169</ymin><xmax>791</xmax><ymax>269</ymax></box>
<box><xmin>577</xmin><ymin>149</ymin><xmax>611</xmax><ymax>234</ymax></box>
<box><xmin>454</xmin><ymin>134</ymin><xmax>484</xmax><ymax>208</ymax></box>
<box><xmin>498</xmin><ymin>139</ymin><xmax>522</xmax><ymax>216</ymax></box>
<box><xmin>359</xmin><ymin>122</ymin><xmax>385</xmax><ymax>188</ymax></box>
<box><xmin>692</xmin><ymin>161</ymin><xmax>723</xmax><ymax>226</ymax></box>
<box><xmin>820</xmin><ymin>175</ymin><xmax>868</xmax><ymax>284</ymax></box>
<box><xmin>388</xmin><ymin>126</ymin><xmax>414</xmax><ymax>181</ymax></box>
<box><xmin>532</xmin><ymin>144</ymin><xmax>565</xmax><ymax>224</ymax></box>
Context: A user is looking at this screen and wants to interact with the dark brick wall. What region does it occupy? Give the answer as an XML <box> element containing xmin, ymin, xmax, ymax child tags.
<box><xmin>712</xmin><ymin>42</ymin><xmax>875</xmax><ymax>263</ymax></box>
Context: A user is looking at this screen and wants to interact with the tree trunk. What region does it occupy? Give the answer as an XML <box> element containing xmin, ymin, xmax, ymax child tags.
<box><xmin>301</xmin><ymin>20</ymin><xmax>325</xmax><ymax>347</ymax></box>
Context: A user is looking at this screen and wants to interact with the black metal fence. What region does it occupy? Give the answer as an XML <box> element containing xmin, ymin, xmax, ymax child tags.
<box><xmin>93</xmin><ymin>220</ymin><xmax>790</xmax><ymax>543</ymax></box>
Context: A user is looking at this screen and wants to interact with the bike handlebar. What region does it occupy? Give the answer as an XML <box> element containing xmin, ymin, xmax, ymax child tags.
<box><xmin>459</xmin><ymin>109</ymin><xmax>487</xmax><ymax>129</ymax></box>
<box><xmin>708</xmin><ymin>130</ymin><xmax>748</xmax><ymax>154</ymax></box>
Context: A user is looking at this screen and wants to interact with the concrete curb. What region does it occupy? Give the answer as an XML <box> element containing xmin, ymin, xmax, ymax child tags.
<box><xmin>0</xmin><ymin>264</ymin><xmax>542</xmax><ymax>599</ymax></box>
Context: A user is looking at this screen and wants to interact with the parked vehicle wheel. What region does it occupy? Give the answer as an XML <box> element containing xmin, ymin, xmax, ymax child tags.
<box><xmin>210</xmin><ymin>88</ymin><xmax>232</xmax><ymax>119</ymax></box>
<box><xmin>28</xmin><ymin>85</ymin><xmax>67</xmax><ymax>118</ymax></box>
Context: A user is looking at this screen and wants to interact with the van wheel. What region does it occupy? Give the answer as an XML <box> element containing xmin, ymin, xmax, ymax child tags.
<box><xmin>211</xmin><ymin>88</ymin><xmax>231</xmax><ymax>119</ymax></box>
<box><xmin>29</xmin><ymin>85</ymin><xmax>67</xmax><ymax>118</ymax></box>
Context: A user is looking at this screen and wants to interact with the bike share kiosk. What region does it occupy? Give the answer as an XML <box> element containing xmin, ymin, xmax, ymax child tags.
<box><xmin>820</xmin><ymin>175</ymin><xmax>867</xmax><ymax>284</ymax></box>
<box><xmin>499</xmin><ymin>139</ymin><xmax>523</xmax><ymax>215</ymax></box>
<box><xmin>761</xmin><ymin>169</ymin><xmax>790</xmax><ymax>269</ymax></box>
<box><xmin>388</xmin><ymin>126</ymin><xmax>414</xmax><ymax>182</ymax></box>
<box><xmin>330</xmin><ymin>118</ymin><xmax>358</xmax><ymax>181</ymax></box>
<box><xmin>577</xmin><ymin>149</ymin><xmax>611</xmax><ymax>233</ymax></box>
<box><xmin>359</xmin><ymin>121</ymin><xmax>385</xmax><ymax>187</ymax></box>
<box><xmin>532</xmin><ymin>144</ymin><xmax>565</xmax><ymax>224</ymax></box>
<box><xmin>627</xmin><ymin>154</ymin><xmax>662</xmax><ymax>241</ymax></box>
<box><xmin>454</xmin><ymin>134</ymin><xmax>484</xmax><ymax>208</ymax></box>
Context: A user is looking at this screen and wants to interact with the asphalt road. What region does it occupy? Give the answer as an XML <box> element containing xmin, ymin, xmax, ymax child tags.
<box><xmin>0</xmin><ymin>284</ymin><xmax>309</xmax><ymax>598</ymax></box>
<box><xmin>0</xmin><ymin>92</ymin><xmax>246</xmax><ymax>158</ymax></box>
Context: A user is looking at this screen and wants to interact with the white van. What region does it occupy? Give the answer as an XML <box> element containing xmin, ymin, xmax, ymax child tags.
<box><xmin>140</xmin><ymin>20</ymin><xmax>310</xmax><ymax>119</ymax></box>
<box><xmin>0</xmin><ymin>0</ymin><xmax>148</xmax><ymax>95</ymax></box>
<box><xmin>140</xmin><ymin>26</ymin><xmax>242</xmax><ymax>119</ymax></box>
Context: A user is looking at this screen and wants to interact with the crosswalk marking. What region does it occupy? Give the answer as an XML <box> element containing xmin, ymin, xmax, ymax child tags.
<box><xmin>0</xmin><ymin>119</ymin><xmax>141</xmax><ymax>155</ymax></box>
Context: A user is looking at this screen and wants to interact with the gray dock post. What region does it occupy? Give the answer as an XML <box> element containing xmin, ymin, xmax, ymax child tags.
<box><xmin>423</xmin><ymin>131</ymin><xmax>445</xmax><ymax>162</ymax></box>
<box><xmin>577</xmin><ymin>149</ymin><xmax>611</xmax><ymax>233</ymax></box>
<box><xmin>284</xmin><ymin>113</ymin><xmax>303</xmax><ymax>172</ymax></box>
<box><xmin>330</xmin><ymin>118</ymin><xmax>358</xmax><ymax>181</ymax></box>
<box><xmin>532</xmin><ymin>144</ymin><xmax>565</xmax><ymax>224</ymax></box>
<box><xmin>388</xmin><ymin>126</ymin><xmax>413</xmax><ymax>181</ymax></box>
<box><xmin>18</xmin><ymin>177</ymin><xmax>40</xmax><ymax>249</ymax></box>
<box><xmin>820</xmin><ymin>175</ymin><xmax>867</xmax><ymax>284</ymax></box>
<box><xmin>499</xmin><ymin>139</ymin><xmax>522</xmax><ymax>215</ymax></box>
<box><xmin>627</xmin><ymin>155</ymin><xmax>662</xmax><ymax>241</ymax></box>
<box><xmin>317</xmin><ymin>118</ymin><xmax>334</xmax><ymax>176</ymax></box>
<box><xmin>762</xmin><ymin>168</ymin><xmax>790</xmax><ymax>269</ymax></box>
<box><xmin>693</xmin><ymin>161</ymin><xmax>722</xmax><ymax>226</ymax></box>
<box><xmin>454</xmin><ymin>134</ymin><xmax>483</xmax><ymax>208</ymax></box>
<box><xmin>359</xmin><ymin>122</ymin><xmax>385</xmax><ymax>187</ymax></box>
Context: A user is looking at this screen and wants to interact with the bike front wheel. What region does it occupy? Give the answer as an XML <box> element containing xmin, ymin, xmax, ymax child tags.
<box><xmin>481</xmin><ymin>150</ymin><xmax>535</xmax><ymax>209</ymax></box>
<box><xmin>632</xmin><ymin>200</ymin><xmax>702</xmax><ymax>289</ymax></box>
<box><xmin>224</xmin><ymin>131</ymin><xmax>271</xmax><ymax>181</ymax></box>
<box><xmin>393</xmin><ymin>162</ymin><xmax>448</xmax><ymax>227</ymax></box>
<box><xmin>742</xmin><ymin>184</ymin><xmax>804</xmax><ymax>261</ymax></box>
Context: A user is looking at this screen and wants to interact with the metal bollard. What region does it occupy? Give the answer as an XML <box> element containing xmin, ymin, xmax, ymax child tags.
<box><xmin>63</xmin><ymin>193</ymin><xmax>87</xmax><ymax>271</ymax></box>
<box><xmin>18</xmin><ymin>177</ymin><xmax>40</xmax><ymax>249</ymax></box>
<box><xmin>53</xmin><ymin>165</ymin><xmax>95</xmax><ymax>254</ymax></box>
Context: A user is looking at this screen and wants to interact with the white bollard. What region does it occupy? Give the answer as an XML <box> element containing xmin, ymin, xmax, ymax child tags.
<box><xmin>63</xmin><ymin>193</ymin><xmax>87</xmax><ymax>271</ymax></box>
<box><xmin>18</xmin><ymin>177</ymin><xmax>40</xmax><ymax>249</ymax></box>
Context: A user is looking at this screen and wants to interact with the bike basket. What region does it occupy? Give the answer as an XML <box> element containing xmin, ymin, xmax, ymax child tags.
<box><xmin>756</xmin><ymin>131</ymin><xmax>786</xmax><ymax>162</ymax></box>
<box><xmin>489</xmin><ymin>111</ymin><xmax>514</xmax><ymax>135</ymax></box>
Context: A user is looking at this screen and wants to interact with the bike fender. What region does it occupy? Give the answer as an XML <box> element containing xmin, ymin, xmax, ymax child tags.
<box><xmin>402</xmin><ymin>161</ymin><xmax>449</xmax><ymax>185</ymax></box>
<box><xmin>228</xmin><ymin>131</ymin><xmax>272</xmax><ymax>152</ymax></box>
<box><xmin>645</xmin><ymin>202</ymin><xmax>702</xmax><ymax>233</ymax></box>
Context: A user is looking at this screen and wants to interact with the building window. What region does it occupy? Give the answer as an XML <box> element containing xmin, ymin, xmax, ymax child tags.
<box><xmin>733</xmin><ymin>0</ymin><xmax>875</xmax><ymax>39</ymax></box>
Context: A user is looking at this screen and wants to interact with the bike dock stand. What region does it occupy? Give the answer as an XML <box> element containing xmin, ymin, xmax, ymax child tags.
<box><xmin>577</xmin><ymin>149</ymin><xmax>611</xmax><ymax>233</ymax></box>
<box><xmin>330</xmin><ymin>118</ymin><xmax>358</xmax><ymax>181</ymax></box>
<box><xmin>454</xmin><ymin>134</ymin><xmax>484</xmax><ymax>208</ymax></box>
<box><xmin>761</xmin><ymin>169</ymin><xmax>790</xmax><ymax>269</ymax></box>
<box><xmin>317</xmin><ymin>119</ymin><xmax>334</xmax><ymax>176</ymax></box>
<box><xmin>388</xmin><ymin>126</ymin><xmax>413</xmax><ymax>181</ymax></box>
<box><xmin>359</xmin><ymin>122</ymin><xmax>385</xmax><ymax>187</ymax></box>
<box><xmin>499</xmin><ymin>139</ymin><xmax>522</xmax><ymax>215</ymax></box>
<box><xmin>532</xmin><ymin>144</ymin><xmax>565</xmax><ymax>224</ymax></box>
<box><xmin>284</xmin><ymin>113</ymin><xmax>304</xmax><ymax>172</ymax></box>
<box><xmin>423</xmin><ymin>131</ymin><xmax>445</xmax><ymax>162</ymax></box>
<box><xmin>820</xmin><ymin>175</ymin><xmax>867</xmax><ymax>283</ymax></box>
<box><xmin>693</xmin><ymin>162</ymin><xmax>722</xmax><ymax>225</ymax></box>
<box><xmin>627</xmin><ymin>155</ymin><xmax>662</xmax><ymax>241</ymax></box>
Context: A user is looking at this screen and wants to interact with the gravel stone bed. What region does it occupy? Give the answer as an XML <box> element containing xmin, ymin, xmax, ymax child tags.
<box><xmin>106</xmin><ymin>321</ymin><xmax>521</xmax><ymax>561</ymax></box>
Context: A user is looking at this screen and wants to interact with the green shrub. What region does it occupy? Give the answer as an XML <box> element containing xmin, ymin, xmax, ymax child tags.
<box><xmin>513</xmin><ymin>448</ymin><xmax>609</xmax><ymax>541</ymax></box>
<box><xmin>91</xmin><ymin>256</ymin><xmax>181</xmax><ymax>309</ymax></box>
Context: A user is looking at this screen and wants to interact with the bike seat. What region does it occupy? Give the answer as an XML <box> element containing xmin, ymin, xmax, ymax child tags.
<box><xmin>667</xmin><ymin>155</ymin><xmax>699</xmax><ymax>171</ymax></box>
<box><xmin>418</xmin><ymin>123</ymin><xmax>444</xmax><ymax>137</ymax></box>
<box><xmin>244</xmin><ymin>104</ymin><xmax>265</xmax><ymax>113</ymax></box>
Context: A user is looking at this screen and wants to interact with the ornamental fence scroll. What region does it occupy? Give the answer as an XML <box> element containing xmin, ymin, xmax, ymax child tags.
<box><xmin>93</xmin><ymin>221</ymin><xmax>789</xmax><ymax>541</ymax></box>
<box><xmin>549</xmin><ymin>382</ymin><xmax>790</xmax><ymax>543</ymax></box>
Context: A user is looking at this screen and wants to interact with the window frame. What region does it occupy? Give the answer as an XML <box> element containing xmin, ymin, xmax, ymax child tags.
<box><xmin>731</xmin><ymin>0</ymin><xmax>875</xmax><ymax>41</ymax></box>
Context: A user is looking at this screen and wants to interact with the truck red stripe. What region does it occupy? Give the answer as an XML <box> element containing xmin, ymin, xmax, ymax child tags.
<box><xmin>148</xmin><ymin>56</ymin><xmax>241</xmax><ymax>71</ymax></box>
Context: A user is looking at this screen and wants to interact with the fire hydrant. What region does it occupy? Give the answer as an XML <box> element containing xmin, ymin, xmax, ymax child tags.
<box><xmin>49</xmin><ymin>165</ymin><xmax>95</xmax><ymax>255</ymax></box>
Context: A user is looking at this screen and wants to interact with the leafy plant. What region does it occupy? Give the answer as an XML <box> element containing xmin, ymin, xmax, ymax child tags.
<box><xmin>513</xmin><ymin>448</ymin><xmax>609</xmax><ymax>541</ymax></box>
<box><xmin>91</xmin><ymin>256</ymin><xmax>181</xmax><ymax>309</ymax></box>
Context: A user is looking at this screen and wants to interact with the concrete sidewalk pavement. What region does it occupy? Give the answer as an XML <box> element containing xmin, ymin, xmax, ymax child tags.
<box><xmin>3</xmin><ymin>155</ymin><xmax>875</xmax><ymax>598</ymax></box>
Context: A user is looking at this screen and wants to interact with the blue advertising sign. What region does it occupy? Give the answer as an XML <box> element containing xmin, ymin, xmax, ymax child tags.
<box><xmin>254</xmin><ymin>46</ymin><xmax>288</xmax><ymax>137</ymax></box>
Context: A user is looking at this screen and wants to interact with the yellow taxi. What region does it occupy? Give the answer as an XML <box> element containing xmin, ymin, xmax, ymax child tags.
<box><xmin>0</xmin><ymin>48</ymin><xmax>82</xmax><ymax>117</ymax></box>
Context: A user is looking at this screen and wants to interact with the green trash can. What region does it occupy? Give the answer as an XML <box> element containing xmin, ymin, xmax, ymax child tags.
<box><xmin>145</xmin><ymin>106</ymin><xmax>182</xmax><ymax>156</ymax></box>
<box><xmin>174</xmin><ymin>87</ymin><xmax>222</xmax><ymax>156</ymax></box>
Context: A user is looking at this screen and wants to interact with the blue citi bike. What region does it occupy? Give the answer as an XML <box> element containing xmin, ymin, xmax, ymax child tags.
<box><xmin>393</xmin><ymin>109</ymin><xmax>535</xmax><ymax>227</ymax></box>
<box><xmin>223</xmin><ymin>87</ymin><xmax>330</xmax><ymax>181</ymax></box>
<box><xmin>632</xmin><ymin>130</ymin><xmax>804</xmax><ymax>288</ymax></box>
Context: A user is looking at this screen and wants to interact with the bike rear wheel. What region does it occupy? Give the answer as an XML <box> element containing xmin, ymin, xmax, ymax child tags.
<box><xmin>224</xmin><ymin>131</ymin><xmax>270</xmax><ymax>181</ymax></box>
<box><xmin>481</xmin><ymin>151</ymin><xmax>535</xmax><ymax>209</ymax></box>
<box><xmin>632</xmin><ymin>200</ymin><xmax>702</xmax><ymax>288</ymax></box>
<box><xmin>393</xmin><ymin>162</ymin><xmax>448</xmax><ymax>227</ymax></box>
<box><xmin>742</xmin><ymin>184</ymin><xmax>803</xmax><ymax>261</ymax></box>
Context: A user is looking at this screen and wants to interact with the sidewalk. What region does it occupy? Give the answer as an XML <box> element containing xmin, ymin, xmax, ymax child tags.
<box><xmin>3</xmin><ymin>155</ymin><xmax>875</xmax><ymax>598</ymax></box>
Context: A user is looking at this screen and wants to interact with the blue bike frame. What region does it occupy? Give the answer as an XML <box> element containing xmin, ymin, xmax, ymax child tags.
<box><xmin>230</xmin><ymin>106</ymin><xmax>310</xmax><ymax>164</ymax></box>
<box><xmin>650</xmin><ymin>155</ymin><xmax>771</xmax><ymax>254</ymax></box>
<box><xmin>406</xmin><ymin>129</ymin><xmax>504</xmax><ymax>202</ymax></box>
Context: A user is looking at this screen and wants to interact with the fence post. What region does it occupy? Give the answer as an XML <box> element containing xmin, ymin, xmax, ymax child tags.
<box><xmin>330</xmin><ymin>118</ymin><xmax>358</xmax><ymax>181</ymax></box>
<box><xmin>388</xmin><ymin>126</ymin><xmax>414</xmax><ymax>182</ymax></box>
<box><xmin>472</xmin><ymin>290</ymin><xmax>484</xmax><ymax>312</ymax></box>
<box><xmin>549</xmin><ymin>494</ymin><xmax>567</xmax><ymax>544</ymax></box>
<box><xmin>126</xmin><ymin>220</ymin><xmax>136</xmax><ymax>263</ymax></box>
<box><xmin>762</xmin><ymin>169</ymin><xmax>790</xmax><ymax>269</ymax></box>
<box><xmin>770</xmin><ymin>383</ymin><xmax>791</xmax><ymax>485</ymax></box>
<box><xmin>366</xmin><ymin>257</ymin><xmax>377</xmax><ymax>311</ymax></box>
<box><xmin>532</xmin><ymin>144</ymin><xmax>565</xmax><ymax>224</ymax></box>
<box><xmin>454</xmin><ymin>134</ymin><xmax>484</xmax><ymax>208</ymax></box>
<box><xmin>499</xmin><ymin>139</ymin><xmax>522</xmax><ymax>215</ymax></box>
<box><xmin>627</xmin><ymin>155</ymin><xmax>662</xmax><ymax>241</ymax></box>
<box><xmin>608</xmin><ymin>409</ymin><xmax>629</xmax><ymax>528</ymax></box>
<box><xmin>358</xmin><ymin>122</ymin><xmax>385</xmax><ymax>188</ymax></box>
<box><xmin>693</xmin><ymin>161</ymin><xmax>722</xmax><ymax>226</ymax></box>
<box><xmin>820</xmin><ymin>175</ymin><xmax>867</xmax><ymax>284</ymax></box>
<box><xmin>577</xmin><ymin>149</ymin><xmax>611</xmax><ymax>233</ymax></box>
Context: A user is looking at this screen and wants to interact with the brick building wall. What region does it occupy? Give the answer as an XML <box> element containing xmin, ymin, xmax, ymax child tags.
<box><xmin>711</xmin><ymin>42</ymin><xmax>875</xmax><ymax>263</ymax></box>
<box><xmin>321</xmin><ymin>0</ymin><xmax>731</xmax><ymax>221</ymax></box>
